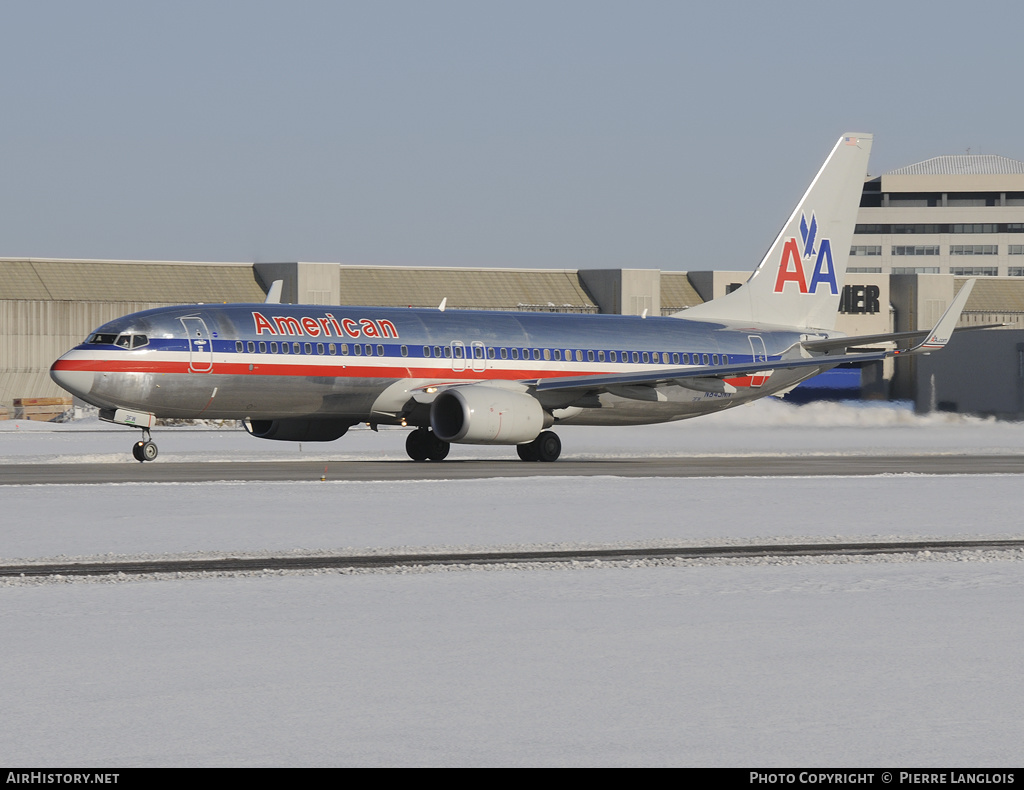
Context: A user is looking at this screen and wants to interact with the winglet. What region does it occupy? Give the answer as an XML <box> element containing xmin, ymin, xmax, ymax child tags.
<box><xmin>899</xmin><ymin>279</ymin><xmax>976</xmax><ymax>355</ymax></box>
<box><xmin>264</xmin><ymin>280</ymin><xmax>284</xmax><ymax>304</ymax></box>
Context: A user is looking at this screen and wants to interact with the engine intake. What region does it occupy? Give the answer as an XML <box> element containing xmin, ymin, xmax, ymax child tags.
<box><xmin>244</xmin><ymin>418</ymin><xmax>354</xmax><ymax>442</ymax></box>
<box><xmin>430</xmin><ymin>386</ymin><xmax>548</xmax><ymax>444</ymax></box>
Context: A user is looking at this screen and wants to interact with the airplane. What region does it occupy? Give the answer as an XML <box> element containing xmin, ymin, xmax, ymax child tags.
<box><xmin>50</xmin><ymin>132</ymin><xmax>978</xmax><ymax>463</ymax></box>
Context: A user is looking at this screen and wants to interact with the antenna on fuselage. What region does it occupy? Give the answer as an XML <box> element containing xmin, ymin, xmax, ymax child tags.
<box><xmin>438</xmin><ymin>297</ymin><xmax>447</xmax><ymax>312</ymax></box>
<box><xmin>264</xmin><ymin>280</ymin><xmax>284</xmax><ymax>304</ymax></box>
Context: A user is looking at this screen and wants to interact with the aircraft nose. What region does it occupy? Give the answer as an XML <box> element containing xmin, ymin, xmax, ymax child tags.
<box><xmin>50</xmin><ymin>362</ymin><xmax>95</xmax><ymax>401</ymax></box>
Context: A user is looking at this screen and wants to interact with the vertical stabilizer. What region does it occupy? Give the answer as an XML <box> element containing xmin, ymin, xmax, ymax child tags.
<box><xmin>678</xmin><ymin>133</ymin><xmax>873</xmax><ymax>330</ymax></box>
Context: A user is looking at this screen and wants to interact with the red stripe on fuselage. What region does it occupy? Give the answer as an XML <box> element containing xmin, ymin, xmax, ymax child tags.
<box><xmin>53</xmin><ymin>356</ymin><xmax>767</xmax><ymax>387</ymax></box>
<box><xmin>51</xmin><ymin>356</ymin><xmax>610</xmax><ymax>382</ymax></box>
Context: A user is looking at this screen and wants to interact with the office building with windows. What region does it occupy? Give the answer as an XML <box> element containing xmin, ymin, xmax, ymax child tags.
<box><xmin>851</xmin><ymin>154</ymin><xmax>1024</xmax><ymax>277</ymax></box>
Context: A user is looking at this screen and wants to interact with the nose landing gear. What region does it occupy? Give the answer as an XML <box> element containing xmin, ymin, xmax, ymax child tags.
<box><xmin>131</xmin><ymin>429</ymin><xmax>158</xmax><ymax>463</ymax></box>
<box><xmin>98</xmin><ymin>409</ymin><xmax>160</xmax><ymax>463</ymax></box>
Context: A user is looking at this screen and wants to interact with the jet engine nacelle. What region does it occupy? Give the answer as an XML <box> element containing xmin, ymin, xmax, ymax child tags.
<box><xmin>244</xmin><ymin>418</ymin><xmax>354</xmax><ymax>442</ymax></box>
<box><xmin>430</xmin><ymin>386</ymin><xmax>550</xmax><ymax>444</ymax></box>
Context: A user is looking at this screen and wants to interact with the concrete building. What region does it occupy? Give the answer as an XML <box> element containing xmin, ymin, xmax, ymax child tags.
<box><xmin>12</xmin><ymin>145</ymin><xmax>1024</xmax><ymax>418</ymax></box>
<box><xmin>852</xmin><ymin>153</ymin><xmax>1024</xmax><ymax>288</ymax></box>
<box><xmin>0</xmin><ymin>258</ymin><xmax>263</xmax><ymax>409</ymax></box>
<box><xmin>7</xmin><ymin>254</ymin><xmax>1024</xmax><ymax>414</ymax></box>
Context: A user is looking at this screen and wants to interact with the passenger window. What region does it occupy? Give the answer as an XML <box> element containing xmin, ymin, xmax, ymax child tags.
<box><xmin>597</xmin><ymin>350</ymin><xmax>604</xmax><ymax>362</ymax></box>
<box><xmin>632</xmin><ymin>352</ymin><xmax>639</xmax><ymax>363</ymax></box>
<box><xmin>353</xmin><ymin>344</ymin><xmax>362</xmax><ymax>356</ymax></box>
<box><xmin>246</xmin><ymin>341</ymin><xmax>254</xmax><ymax>353</ymax></box>
<box><xmin>642</xmin><ymin>352</ymin><xmax>650</xmax><ymax>363</ymax></box>
<box><xmin>474</xmin><ymin>346</ymin><xmax>484</xmax><ymax>359</ymax></box>
<box><xmin>377</xmin><ymin>344</ymin><xmax>384</xmax><ymax>356</ymax></box>
<box><xmin>672</xmin><ymin>352</ymin><xmax>679</xmax><ymax>364</ymax></box>
<box><xmin>511</xmin><ymin>348</ymin><xmax>519</xmax><ymax>360</ymax></box>
<box><xmin>293</xmin><ymin>343</ymin><xmax>301</xmax><ymax>354</ymax></box>
<box><xmin>304</xmin><ymin>343</ymin><xmax>312</xmax><ymax>354</ymax></box>
<box><xmin>282</xmin><ymin>343</ymin><xmax>290</xmax><ymax>355</ymax></box>
<box><xmin>258</xmin><ymin>341</ymin><xmax>267</xmax><ymax>353</ymax></box>
<box><xmin>329</xmin><ymin>344</ymin><xmax>336</xmax><ymax>355</ymax></box>
<box><xmin>453</xmin><ymin>346</ymin><xmax>463</xmax><ymax>359</ymax></box>
<box><xmin>543</xmin><ymin>349</ymin><xmax>551</xmax><ymax>361</ymax></box>
<box><xmin>533</xmin><ymin>349</ymin><xmax>541</xmax><ymax>360</ymax></box>
<box><xmin>236</xmin><ymin>341</ymin><xmax>244</xmax><ymax>353</ymax></box>
<box><xmin>500</xmin><ymin>348</ymin><xmax>508</xmax><ymax>359</ymax></box>
<box><xmin>271</xmin><ymin>342</ymin><xmax>278</xmax><ymax>353</ymax></box>
<box><xmin>609</xmin><ymin>351</ymin><xmax>617</xmax><ymax>362</ymax></box>
<box><xmin>488</xmin><ymin>347</ymin><xmax>496</xmax><ymax>359</ymax></box>
<box><xmin>317</xmin><ymin>343</ymin><xmax>325</xmax><ymax>355</ymax></box>
<box><xmin>401</xmin><ymin>345</ymin><xmax>409</xmax><ymax>357</ymax></box>
<box><xmin>723</xmin><ymin>354</ymin><xmax>729</xmax><ymax>364</ymax></box>
<box><xmin>553</xmin><ymin>349</ymin><xmax>561</xmax><ymax>361</ymax></box>
<box><xmin>576</xmin><ymin>350</ymin><xmax>583</xmax><ymax>362</ymax></box>
<box><xmin>702</xmin><ymin>354</ymin><xmax>710</xmax><ymax>365</ymax></box>
<box><xmin>682</xmin><ymin>353</ymin><xmax>689</xmax><ymax>364</ymax></box>
<box><xmin>341</xmin><ymin>344</ymin><xmax>349</xmax><ymax>355</ymax></box>
<box><xmin>365</xmin><ymin>344</ymin><xmax>373</xmax><ymax>356</ymax></box>
<box><xmin>712</xmin><ymin>354</ymin><xmax>719</xmax><ymax>365</ymax></box>
<box><xmin>423</xmin><ymin>346</ymin><xmax>431</xmax><ymax>357</ymax></box>
<box><xmin>434</xmin><ymin>346</ymin><xmax>442</xmax><ymax>358</ymax></box>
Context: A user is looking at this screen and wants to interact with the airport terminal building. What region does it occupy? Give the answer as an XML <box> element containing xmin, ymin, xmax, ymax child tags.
<box><xmin>4</xmin><ymin>154</ymin><xmax>1024</xmax><ymax>419</ymax></box>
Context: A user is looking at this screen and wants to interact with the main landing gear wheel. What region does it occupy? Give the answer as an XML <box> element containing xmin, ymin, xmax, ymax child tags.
<box><xmin>517</xmin><ymin>431</ymin><xmax>561</xmax><ymax>462</ymax></box>
<box><xmin>405</xmin><ymin>428</ymin><xmax>450</xmax><ymax>461</ymax></box>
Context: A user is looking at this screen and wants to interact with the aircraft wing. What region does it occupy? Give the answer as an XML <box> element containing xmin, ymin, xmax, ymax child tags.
<box><xmin>535</xmin><ymin>279</ymin><xmax>978</xmax><ymax>396</ymax></box>
<box><xmin>532</xmin><ymin>349</ymin><xmax>888</xmax><ymax>395</ymax></box>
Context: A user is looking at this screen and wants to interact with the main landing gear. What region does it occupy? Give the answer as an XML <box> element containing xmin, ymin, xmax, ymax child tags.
<box><xmin>405</xmin><ymin>428</ymin><xmax>450</xmax><ymax>461</ymax></box>
<box><xmin>516</xmin><ymin>431</ymin><xmax>561</xmax><ymax>462</ymax></box>
<box><xmin>131</xmin><ymin>429</ymin><xmax>158</xmax><ymax>463</ymax></box>
<box><xmin>404</xmin><ymin>428</ymin><xmax>562</xmax><ymax>462</ymax></box>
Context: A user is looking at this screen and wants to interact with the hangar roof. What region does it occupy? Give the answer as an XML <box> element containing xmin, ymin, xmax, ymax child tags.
<box><xmin>338</xmin><ymin>266</ymin><xmax>598</xmax><ymax>312</ymax></box>
<box><xmin>888</xmin><ymin>155</ymin><xmax>1024</xmax><ymax>176</ymax></box>
<box><xmin>0</xmin><ymin>259</ymin><xmax>265</xmax><ymax>303</ymax></box>
<box><xmin>660</xmin><ymin>272</ymin><xmax>704</xmax><ymax>312</ymax></box>
<box><xmin>958</xmin><ymin>276</ymin><xmax>1024</xmax><ymax>313</ymax></box>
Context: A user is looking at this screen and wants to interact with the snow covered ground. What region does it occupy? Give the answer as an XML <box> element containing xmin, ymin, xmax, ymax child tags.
<box><xmin>2</xmin><ymin>400</ymin><xmax>1023</xmax><ymax>766</ymax></box>
<box><xmin>4</xmin><ymin>398</ymin><xmax>1024</xmax><ymax>463</ymax></box>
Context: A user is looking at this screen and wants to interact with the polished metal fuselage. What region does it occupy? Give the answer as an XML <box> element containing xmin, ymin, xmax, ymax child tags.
<box><xmin>51</xmin><ymin>303</ymin><xmax>830</xmax><ymax>427</ymax></box>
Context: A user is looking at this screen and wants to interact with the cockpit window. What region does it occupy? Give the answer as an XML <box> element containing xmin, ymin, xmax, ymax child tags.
<box><xmin>88</xmin><ymin>333</ymin><xmax>148</xmax><ymax>348</ymax></box>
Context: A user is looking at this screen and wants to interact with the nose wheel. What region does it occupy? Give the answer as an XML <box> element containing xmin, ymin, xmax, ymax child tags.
<box><xmin>131</xmin><ymin>429</ymin><xmax>159</xmax><ymax>462</ymax></box>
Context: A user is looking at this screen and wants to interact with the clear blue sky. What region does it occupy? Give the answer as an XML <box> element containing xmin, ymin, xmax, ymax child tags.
<box><xmin>2</xmin><ymin>1</ymin><xmax>1021</xmax><ymax>270</ymax></box>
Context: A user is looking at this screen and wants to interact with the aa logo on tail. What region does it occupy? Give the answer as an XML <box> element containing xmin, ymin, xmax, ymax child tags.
<box><xmin>772</xmin><ymin>212</ymin><xmax>838</xmax><ymax>295</ymax></box>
